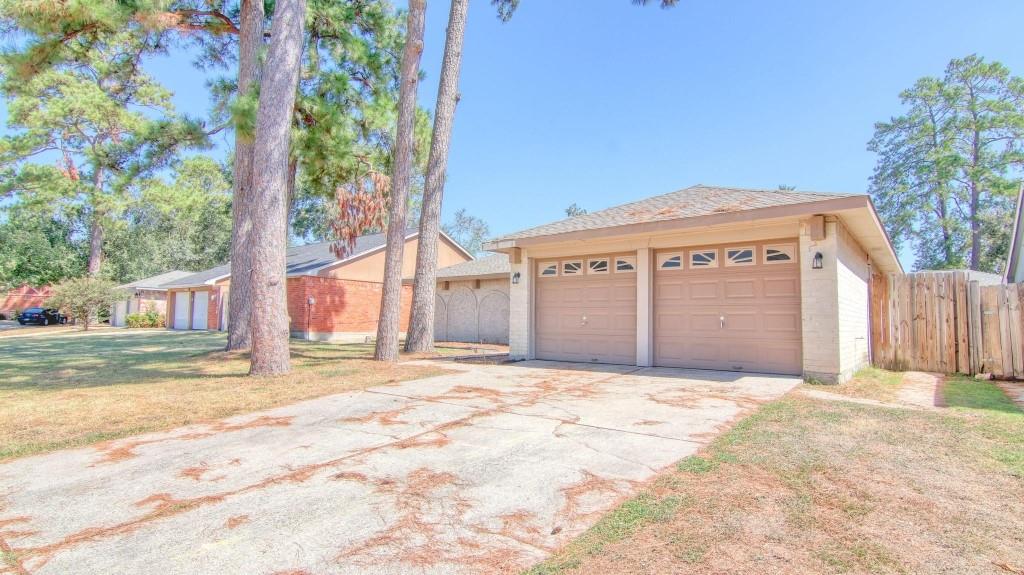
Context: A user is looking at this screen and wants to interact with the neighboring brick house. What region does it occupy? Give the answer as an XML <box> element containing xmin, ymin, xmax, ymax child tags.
<box><xmin>0</xmin><ymin>285</ymin><xmax>53</xmax><ymax>319</ymax></box>
<box><xmin>162</xmin><ymin>230</ymin><xmax>473</xmax><ymax>341</ymax></box>
<box><xmin>484</xmin><ymin>185</ymin><xmax>903</xmax><ymax>383</ymax></box>
<box><xmin>408</xmin><ymin>254</ymin><xmax>511</xmax><ymax>345</ymax></box>
<box><xmin>110</xmin><ymin>271</ymin><xmax>193</xmax><ymax>327</ymax></box>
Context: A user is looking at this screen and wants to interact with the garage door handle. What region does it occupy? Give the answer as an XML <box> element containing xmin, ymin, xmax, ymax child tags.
<box><xmin>581</xmin><ymin>314</ymin><xmax>588</xmax><ymax>326</ymax></box>
<box><xmin>720</xmin><ymin>315</ymin><xmax>725</xmax><ymax>329</ymax></box>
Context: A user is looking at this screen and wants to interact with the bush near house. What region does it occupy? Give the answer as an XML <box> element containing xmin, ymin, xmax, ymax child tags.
<box><xmin>125</xmin><ymin>310</ymin><xmax>165</xmax><ymax>328</ymax></box>
<box><xmin>47</xmin><ymin>277</ymin><xmax>125</xmax><ymax>330</ymax></box>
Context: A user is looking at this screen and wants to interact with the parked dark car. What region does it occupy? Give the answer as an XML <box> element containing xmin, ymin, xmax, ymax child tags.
<box><xmin>17</xmin><ymin>307</ymin><xmax>67</xmax><ymax>326</ymax></box>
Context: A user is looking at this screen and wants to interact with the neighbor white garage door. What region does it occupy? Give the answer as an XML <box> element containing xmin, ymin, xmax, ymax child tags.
<box><xmin>191</xmin><ymin>291</ymin><xmax>209</xmax><ymax>330</ymax></box>
<box><xmin>653</xmin><ymin>241</ymin><xmax>802</xmax><ymax>375</ymax></box>
<box><xmin>173</xmin><ymin>292</ymin><xmax>190</xmax><ymax>330</ymax></box>
<box><xmin>534</xmin><ymin>255</ymin><xmax>637</xmax><ymax>364</ymax></box>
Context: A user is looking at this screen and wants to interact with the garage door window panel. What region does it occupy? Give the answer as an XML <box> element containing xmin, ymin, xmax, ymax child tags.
<box><xmin>562</xmin><ymin>260</ymin><xmax>583</xmax><ymax>275</ymax></box>
<box><xmin>615</xmin><ymin>256</ymin><xmax>636</xmax><ymax>272</ymax></box>
<box><xmin>764</xmin><ymin>244</ymin><xmax>796</xmax><ymax>264</ymax></box>
<box><xmin>725</xmin><ymin>247</ymin><xmax>755</xmax><ymax>267</ymax></box>
<box><xmin>539</xmin><ymin>263</ymin><xmax>558</xmax><ymax>277</ymax></box>
<box><xmin>587</xmin><ymin>258</ymin><xmax>609</xmax><ymax>274</ymax></box>
<box><xmin>690</xmin><ymin>250</ymin><xmax>718</xmax><ymax>268</ymax></box>
<box><xmin>658</xmin><ymin>253</ymin><xmax>682</xmax><ymax>269</ymax></box>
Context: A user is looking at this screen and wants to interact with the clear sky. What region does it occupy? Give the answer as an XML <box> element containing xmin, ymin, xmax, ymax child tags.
<box><xmin>5</xmin><ymin>0</ymin><xmax>1024</xmax><ymax>269</ymax></box>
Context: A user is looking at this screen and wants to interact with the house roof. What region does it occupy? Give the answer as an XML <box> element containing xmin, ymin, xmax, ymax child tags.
<box><xmin>484</xmin><ymin>184</ymin><xmax>902</xmax><ymax>274</ymax></box>
<box><xmin>432</xmin><ymin>254</ymin><xmax>510</xmax><ymax>281</ymax></box>
<box><xmin>488</xmin><ymin>185</ymin><xmax>858</xmax><ymax>244</ymax></box>
<box><xmin>117</xmin><ymin>270</ymin><xmax>193</xmax><ymax>291</ymax></box>
<box><xmin>162</xmin><ymin>229</ymin><xmax>474</xmax><ymax>289</ymax></box>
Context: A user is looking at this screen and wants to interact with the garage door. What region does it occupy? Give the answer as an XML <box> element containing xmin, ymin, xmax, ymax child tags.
<box><xmin>191</xmin><ymin>291</ymin><xmax>209</xmax><ymax>330</ymax></box>
<box><xmin>654</xmin><ymin>241</ymin><xmax>802</xmax><ymax>375</ymax></box>
<box><xmin>535</xmin><ymin>255</ymin><xmax>637</xmax><ymax>364</ymax></box>
<box><xmin>173</xmin><ymin>292</ymin><xmax>190</xmax><ymax>330</ymax></box>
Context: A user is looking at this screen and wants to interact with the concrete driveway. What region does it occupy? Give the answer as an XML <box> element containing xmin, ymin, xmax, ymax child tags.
<box><xmin>0</xmin><ymin>360</ymin><xmax>799</xmax><ymax>575</ymax></box>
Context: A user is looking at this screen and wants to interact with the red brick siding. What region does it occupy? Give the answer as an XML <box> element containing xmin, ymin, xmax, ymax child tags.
<box><xmin>287</xmin><ymin>276</ymin><xmax>412</xmax><ymax>335</ymax></box>
<box><xmin>1</xmin><ymin>285</ymin><xmax>53</xmax><ymax>316</ymax></box>
<box><xmin>208</xmin><ymin>286</ymin><xmax>222</xmax><ymax>330</ymax></box>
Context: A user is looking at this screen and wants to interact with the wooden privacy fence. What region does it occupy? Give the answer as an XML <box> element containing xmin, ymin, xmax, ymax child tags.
<box><xmin>871</xmin><ymin>271</ymin><xmax>1024</xmax><ymax>378</ymax></box>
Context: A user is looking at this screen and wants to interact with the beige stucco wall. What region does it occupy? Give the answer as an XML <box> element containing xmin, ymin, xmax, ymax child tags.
<box><xmin>322</xmin><ymin>236</ymin><xmax>470</xmax><ymax>282</ymax></box>
<box><xmin>435</xmin><ymin>278</ymin><xmax>509</xmax><ymax>344</ymax></box>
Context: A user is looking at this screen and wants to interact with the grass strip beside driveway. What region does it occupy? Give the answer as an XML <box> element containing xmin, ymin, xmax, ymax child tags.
<box><xmin>527</xmin><ymin>371</ymin><xmax>1024</xmax><ymax>575</ymax></box>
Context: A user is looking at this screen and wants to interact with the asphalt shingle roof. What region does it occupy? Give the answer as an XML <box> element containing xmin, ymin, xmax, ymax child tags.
<box><xmin>117</xmin><ymin>270</ymin><xmax>194</xmax><ymax>290</ymax></box>
<box><xmin>161</xmin><ymin>230</ymin><xmax>397</xmax><ymax>288</ymax></box>
<box><xmin>434</xmin><ymin>254</ymin><xmax>509</xmax><ymax>279</ymax></box>
<box><xmin>489</xmin><ymin>185</ymin><xmax>859</xmax><ymax>243</ymax></box>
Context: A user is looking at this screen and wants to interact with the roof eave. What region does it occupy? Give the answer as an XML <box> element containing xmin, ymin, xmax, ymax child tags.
<box><xmin>482</xmin><ymin>195</ymin><xmax>902</xmax><ymax>274</ymax></box>
<box><xmin>484</xmin><ymin>196</ymin><xmax>865</xmax><ymax>250</ymax></box>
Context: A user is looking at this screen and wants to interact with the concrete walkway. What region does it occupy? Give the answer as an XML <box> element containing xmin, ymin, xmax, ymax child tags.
<box><xmin>0</xmin><ymin>361</ymin><xmax>798</xmax><ymax>575</ymax></box>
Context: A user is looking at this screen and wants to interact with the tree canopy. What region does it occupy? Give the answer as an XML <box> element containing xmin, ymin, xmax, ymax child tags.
<box><xmin>869</xmin><ymin>55</ymin><xmax>1024</xmax><ymax>273</ymax></box>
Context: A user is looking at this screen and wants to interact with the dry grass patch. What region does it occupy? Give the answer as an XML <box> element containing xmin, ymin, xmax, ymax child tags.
<box><xmin>803</xmin><ymin>366</ymin><xmax>905</xmax><ymax>402</ymax></box>
<box><xmin>0</xmin><ymin>331</ymin><xmax>450</xmax><ymax>461</ymax></box>
<box><xmin>528</xmin><ymin>377</ymin><xmax>1024</xmax><ymax>575</ymax></box>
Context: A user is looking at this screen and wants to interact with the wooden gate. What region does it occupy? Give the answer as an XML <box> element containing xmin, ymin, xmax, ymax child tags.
<box><xmin>871</xmin><ymin>271</ymin><xmax>1024</xmax><ymax>378</ymax></box>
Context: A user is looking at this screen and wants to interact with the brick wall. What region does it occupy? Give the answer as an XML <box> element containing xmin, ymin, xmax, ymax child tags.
<box><xmin>835</xmin><ymin>222</ymin><xmax>871</xmax><ymax>379</ymax></box>
<box><xmin>508</xmin><ymin>256</ymin><xmax>531</xmax><ymax>359</ymax></box>
<box><xmin>208</xmin><ymin>286</ymin><xmax>223</xmax><ymax>330</ymax></box>
<box><xmin>1</xmin><ymin>285</ymin><xmax>53</xmax><ymax>317</ymax></box>
<box><xmin>287</xmin><ymin>276</ymin><xmax>411</xmax><ymax>339</ymax></box>
<box><xmin>799</xmin><ymin>217</ymin><xmax>840</xmax><ymax>382</ymax></box>
<box><xmin>799</xmin><ymin>216</ymin><xmax>871</xmax><ymax>383</ymax></box>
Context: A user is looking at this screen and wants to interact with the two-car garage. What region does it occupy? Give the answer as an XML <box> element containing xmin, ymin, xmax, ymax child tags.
<box><xmin>494</xmin><ymin>185</ymin><xmax>900</xmax><ymax>383</ymax></box>
<box><xmin>533</xmin><ymin>241</ymin><xmax>803</xmax><ymax>375</ymax></box>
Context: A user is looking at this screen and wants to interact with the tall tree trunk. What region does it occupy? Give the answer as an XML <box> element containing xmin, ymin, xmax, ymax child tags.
<box><xmin>226</xmin><ymin>0</ymin><xmax>265</xmax><ymax>351</ymax></box>
<box><xmin>87</xmin><ymin>168</ymin><xmax>104</xmax><ymax>276</ymax></box>
<box><xmin>405</xmin><ymin>0</ymin><xmax>470</xmax><ymax>353</ymax></box>
<box><xmin>969</xmin><ymin>128</ymin><xmax>982</xmax><ymax>271</ymax></box>
<box><xmin>87</xmin><ymin>217</ymin><xmax>103</xmax><ymax>276</ymax></box>
<box><xmin>286</xmin><ymin>156</ymin><xmax>298</xmax><ymax>238</ymax></box>
<box><xmin>374</xmin><ymin>0</ymin><xmax>427</xmax><ymax>362</ymax></box>
<box><xmin>248</xmin><ymin>0</ymin><xmax>306</xmax><ymax>376</ymax></box>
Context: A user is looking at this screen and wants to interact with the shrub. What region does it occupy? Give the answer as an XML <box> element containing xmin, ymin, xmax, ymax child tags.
<box><xmin>47</xmin><ymin>277</ymin><xmax>125</xmax><ymax>331</ymax></box>
<box><xmin>125</xmin><ymin>310</ymin><xmax>165</xmax><ymax>328</ymax></box>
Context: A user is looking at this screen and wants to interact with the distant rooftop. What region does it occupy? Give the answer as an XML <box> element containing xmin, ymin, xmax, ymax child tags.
<box><xmin>118</xmin><ymin>270</ymin><xmax>193</xmax><ymax>290</ymax></box>
<box><xmin>161</xmin><ymin>230</ymin><xmax>398</xmax><ymax>288</ymax></box>
<box><xmin>433</xmin><ymin>254</ymin><xmax>509</xmax><ymax>280</ymax></box>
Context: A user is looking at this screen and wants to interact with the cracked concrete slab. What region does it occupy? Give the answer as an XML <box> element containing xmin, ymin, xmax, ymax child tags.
<box><xmin>0</xmin><ymin>360</ymin><xmax>798</xmax><ymax>575</ymax></box>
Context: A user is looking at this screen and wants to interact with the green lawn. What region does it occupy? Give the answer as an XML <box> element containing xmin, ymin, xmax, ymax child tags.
<box><xmin>0</xmin><ymin>330</ymin><xmax>452</xmax><ymax>461</ymax></box>
<box><xmin>527</xmin><ymin>372</ymin><xmax>1024</xmax><ymax>575</ymax></box>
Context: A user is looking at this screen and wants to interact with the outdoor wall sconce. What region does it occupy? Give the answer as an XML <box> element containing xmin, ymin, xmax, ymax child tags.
<box><xmin>307</xmin><ymin>296</ymin><xmax>316</xmax><ymax>306</ymax></box>
<box><xmin>512</xmin><ymin>272</ymin><xmax>521</xmax><ymax>285</ymax></box>
<box><xmin>812</xmin><ymin>252</ymin><xmax>824</xmax><ymax>269</ymax></box>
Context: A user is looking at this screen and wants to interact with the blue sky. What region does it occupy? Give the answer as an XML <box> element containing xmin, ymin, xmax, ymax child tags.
<box><xmin>5</xmin><ymin>0</ymin><xmax>1024</xmax><ymax>268</ymax></box>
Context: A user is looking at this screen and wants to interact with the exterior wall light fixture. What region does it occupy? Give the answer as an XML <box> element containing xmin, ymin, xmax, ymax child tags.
<box><xmin>812</xmin><ymin>252</ymin><xmax>824</xmax><ymax>269</ymax></box>
<box><xmin>512</xmin><ymin>272</ymin><xmax>521</xmax><ymax>285</ymax></box>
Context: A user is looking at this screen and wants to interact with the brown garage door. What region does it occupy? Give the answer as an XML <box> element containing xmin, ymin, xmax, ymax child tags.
<box><xmin>535</xmin><ymin>255</ymin><xmax>637</xmax><ymax>364</ymax></box>
<box><xmin>653</xmin><ymin>241</ymin><xmax>802</xmax><ymax>375</ymax></box>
